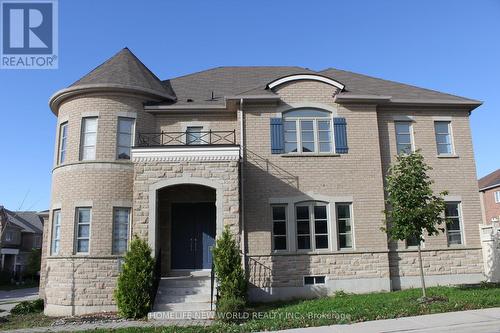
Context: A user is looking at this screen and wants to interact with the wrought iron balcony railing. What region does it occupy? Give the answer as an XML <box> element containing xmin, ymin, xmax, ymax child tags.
<box><xmin>136</xmin><ymin>130</ymin><xmax>236</xmax><ymax>147</ymax></box>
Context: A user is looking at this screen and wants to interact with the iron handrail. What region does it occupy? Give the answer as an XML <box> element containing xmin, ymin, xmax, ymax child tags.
<box><xmin>136</xmin><ymin>130</ymin><xmax>236</xmax><ymax>147</ymax></box>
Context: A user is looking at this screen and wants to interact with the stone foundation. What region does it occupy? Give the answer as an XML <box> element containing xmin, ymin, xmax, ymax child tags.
<box><xmin>44</xmin><ymin>257</ymin><xmax>120</xmax><ymax>316</ymax></box>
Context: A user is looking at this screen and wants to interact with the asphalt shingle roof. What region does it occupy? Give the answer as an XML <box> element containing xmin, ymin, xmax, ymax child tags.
<box><xmin>479</xmin><ymin>169</ymin><xmax>500</xmax><ymax>191</ymax></box>
<box><xmin>3</xmin><ymin>209</ymin><xmax>43</xmax><ymax>234</ymax></box>
<box><xmin>69</xmin><ymin>48</ymin><xmax>176</xmax><ymax>101</ymax></box>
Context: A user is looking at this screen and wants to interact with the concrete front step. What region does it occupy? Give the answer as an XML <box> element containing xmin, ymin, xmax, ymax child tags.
<box><xmin>159</xmin><ymin>276</ymin><xmax>211</xmax><ymax>288</ymax></box>
<box><xmin>153</xmin><ymin>301</ymin><xmax>213</xmax><ymax>312</ymax></box>
<box><xmin>148</xmin><ymin>310</ymin><xmax>215</xmax><ymax>321</ymax></box>
<box><xmin>157</xmin><ymin>286</ymin><xmax>210</xmax><ymax>296</ymax></box>
<box><xmin>152</xmin><ymin>273</ymin><xmax>216</xmax><ymax>319</ymax></box>
<box><xmin>156</xmin><ymin>293</ymin><xmax>211</xmax><ymax>303</ymax></box>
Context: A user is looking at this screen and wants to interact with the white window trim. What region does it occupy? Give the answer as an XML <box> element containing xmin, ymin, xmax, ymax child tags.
<box><xmin>58</xmin><ymin>122</ymin><xmax>68</xmax><ymax>165</ymax></box>
<box><xmin>336</xmin><ymin>203</ymin><xmax>355</xmax><ymax>250</ymax></box>
<box><xmin>303</xmin><ymin>275</ymin><xmax>327</xmax><ymax>286</ymax></box>
<box><xmin>116</xmin><ymin>117</ymin><xmax>136</xmax><ymax>160</ymax></box>
<box><xmin>445</xmin><ymin>202</ymin><xmax>464</xmax><ymax>246</ymax></box>
<box><xmin>75</xmin><ymin>207</ymin><xmax>92</xmax><ymax>254</ymax></box>
<box><xmin>284</xmin><ymin>115</ymin><xmax>335</xmax><ymax>154</ymax></box>
<box><xmin>494</xmin><ymin>191</ymin><xmax>500</xmax><ymax>204</ymax></box>
<box><xmin>434</xmin><ymin>121</ymin><xmax>456</xmax><ymax>156</ymax></box>
<box><xmin>112</xmin><ymin>207</ymin><xmax>131</xmax><ymax>255</ymax></box>
<box><xmin>394</xmin><ymin>121</ymin><xmax>415</xmax><ymax>155</ymax></box>
<box><xmin>295</xmin><ymin>201</ymin><xmax>331</xmax><ymax>252</ymax></box>
<box><xmin>5</xmin><ymin>231</ymin><xmax>13</xmax><ymax>242</ymax></box>
<box><xmin>271</xmin><ymin>205</ymin><xmax>288</xmax><ymax>252</ymax></box>
<box><xmin>51</xmin><ymin>209</ymin><xmax>61</xmax><ymax>255</ymax></box>
<box><xmin>80</xmin><ymin>117</ymin><xmax>98</xmax><ymax>161</ymax></box>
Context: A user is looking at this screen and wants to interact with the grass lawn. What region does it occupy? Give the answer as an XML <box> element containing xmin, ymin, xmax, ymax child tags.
<box><xmin>0</xmin><ymin>312</ymin><xmax>56</xmax><ymax>331</ymax></box>
<box><xmin>1</xmin><ymin>284</ymin><xmax>499</xmax><ymax>332</ymax></box>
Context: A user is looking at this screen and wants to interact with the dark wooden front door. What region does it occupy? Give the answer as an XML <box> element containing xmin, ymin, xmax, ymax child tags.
<box><xmin>171</xmin><ymin>203</ymin><xmax>216</xmax><ymax>269</ymax></box>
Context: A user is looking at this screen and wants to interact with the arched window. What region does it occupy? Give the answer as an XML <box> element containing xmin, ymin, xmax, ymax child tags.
<box><xmin>283</xmin><ymin>108</ymin><xmax>333</xmax><ymax>153</ymax></box>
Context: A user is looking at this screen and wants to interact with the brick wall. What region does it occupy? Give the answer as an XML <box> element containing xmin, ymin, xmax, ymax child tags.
<box><xmin>481</xmin><ymin>187</ymin><xmax>500</xmax><ymax>223</ymax></box>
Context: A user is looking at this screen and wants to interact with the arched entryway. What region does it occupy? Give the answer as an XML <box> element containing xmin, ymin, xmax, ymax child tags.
<box><xmin>148</xmin><ymin>177</ymin><xmax>225</xmax><ymax>276</ymax></box>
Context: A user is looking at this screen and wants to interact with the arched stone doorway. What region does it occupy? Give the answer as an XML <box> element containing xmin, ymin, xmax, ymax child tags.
<box><xmin>147</xmin><ymin>177</ymin><xmax>226</xmax><ymax>276</ymax></box>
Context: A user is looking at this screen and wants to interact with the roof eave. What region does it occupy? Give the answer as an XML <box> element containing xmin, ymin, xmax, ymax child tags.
<box><xmin>334</xmin><ymin>95</ymin><xmax>482</xmax><ymax>110</ymax></box>
<box><xmin>479</xmin><ymin>183</ymin><xmax>500</xmax><ymax>192</ymax></box>
<box><xmin>49</xmin><ymin>84</ymin><xmax>177</xmax><ymax>115</ymax></box>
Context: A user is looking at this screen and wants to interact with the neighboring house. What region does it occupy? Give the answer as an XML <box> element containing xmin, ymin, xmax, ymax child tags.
<box><xmin>0</xmin><ymin>206</ymin><xmax>46</xmax><ymax>279</ymax></box>
<box><xmin>479</xmin><ymin>169</ymin><xmax>500</xmax><ymax>224</ymax></box>
<box><xmin>41</xmin><ymin>48</ymin><xmax>485</xmax><ymax>316</ymax></box>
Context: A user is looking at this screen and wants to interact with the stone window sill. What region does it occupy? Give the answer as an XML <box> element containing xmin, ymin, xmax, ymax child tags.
<box><xmin>281</xmin><ymin>153</ymin><xmax>341</xmax><ymax>158</ymax></box>
<box><xmin>437</xmin><ymin>154</ymin><xmax>459</xmax><ymax>159</ymax></box>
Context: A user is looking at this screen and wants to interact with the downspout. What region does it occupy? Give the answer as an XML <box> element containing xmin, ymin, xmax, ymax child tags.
<box><xmin>238</xmin><ymin>98</ymin><xmax>247</xmax><ymax>269</ymax></box>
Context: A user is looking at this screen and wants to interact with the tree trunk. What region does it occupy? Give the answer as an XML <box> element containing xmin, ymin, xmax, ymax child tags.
<box><xmin>417</xmin><ymin>243</ymin><xmax>426</xmax><ymax>298</ymax></box>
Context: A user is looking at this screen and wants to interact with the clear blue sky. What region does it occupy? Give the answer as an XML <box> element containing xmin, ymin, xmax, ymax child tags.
<box><xmin>0</xmin><ymin>0</ymin><xmax>498</xmax><ymax>212</ymax></box>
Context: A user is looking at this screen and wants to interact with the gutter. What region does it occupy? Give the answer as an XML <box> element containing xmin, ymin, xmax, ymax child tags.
<box><xmin>479</xmin><ymin>183</ymin><xmax>500</xmax><ymax>192</ymax></box>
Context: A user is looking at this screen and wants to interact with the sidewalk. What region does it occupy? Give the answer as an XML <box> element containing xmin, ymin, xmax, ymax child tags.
<box><xmin>269</xmin><ymin>307</ymin><xmax>500</xmax><ymax>333</ymax></box>
<box><xmin>1</xmin><ymin>307</ymin><xmax>500</xmax><ymax>333</ymax></box>
<box><xmin>0</xmin><ymin>288</ymin><xmax>38</xmax><ymax>318</ymax></box>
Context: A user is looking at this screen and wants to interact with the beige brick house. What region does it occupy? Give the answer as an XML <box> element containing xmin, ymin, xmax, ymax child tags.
<box><xmin>41</xmin><ymin>47</ymin><xmax>485</xmax><ymax>316</ymax></box>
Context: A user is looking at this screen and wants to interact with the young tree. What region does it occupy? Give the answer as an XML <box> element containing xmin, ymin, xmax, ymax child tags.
<box><xmin>383</xmin><ymin>151</ymin><xmax>448</xmax><ymax>299</ymax></box>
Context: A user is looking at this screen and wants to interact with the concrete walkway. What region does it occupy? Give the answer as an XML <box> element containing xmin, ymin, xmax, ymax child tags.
<box><xmin>269</xmin><ymin>307</ymin><xmax>500</xmax><ymax>333</ymax></box>
<box><xmin>0</xmin><ymin>287</ymin><xmax>38</xmax><ymax>317</ymax></box>
<box><xmin>1</xmin><ymin>307</ymin><xmax>500</xmax><ymax>333</ymax></box>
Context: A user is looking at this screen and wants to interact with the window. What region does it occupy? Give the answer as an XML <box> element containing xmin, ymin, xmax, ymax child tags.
<box><xmin>75</xmin><ymin>208</ymin><xmax>91</xmax><ymax>253</ymax></box>
<box><xmin>445</xmin><ymin>202</ymin><xmax>463</xmax><ymax>245</ymax></box>
<box><xmin>296</xmin><ymin>202</ymin><xmax>329</xmax><ymax>250</ymax></box>
<box><xmin>283</xmin><ymin>109</ymin><xmax>333</xmax><ymax>153</ymax></box>
<box><xmin>434</xmin><ymin>121</ymin><xmax>453</xmax><ymax>155</ymax></box>
<box><xmin>5</xmin><ymin>231</ymin><xmax>13</xmax><ymax>242</ymax></box>
<box><xmin>495</xmin><ymin>191</ymin><xmax>500</xmax><ymax>204</ymax></box>
<box><xmin>116</xmin><ymin>117</ymin><xmax>134</xmax><ymax>159</ymax></box>
<box><xmin>80</xmin><ymin>117</ymin><xmax>98</xmax><ymax>160</ymax></box>
<box><xmin>58</xmin><ymin>122</ymin><xmax>68</xmax><ymax>164</ymax></box>
<box><xmin>51</xmin><ymin>210</ymin><xmax>61</xmax><ymax>254</ymax></box>
<box><xmin>304</xmin><ymin>276</ymin><xmax>326</xmax><ymax>285</ymax></box>
<box><xmin>336</xmin><ymin>203</ymin><xmax>353</xmax><ymax>249</ymax></box>
<box><xmin>33</xmin><ymin>235</ymin><xmax>42</xmax><ymax>248</ymax></box>
<box><xmin>186</xmin><ymin>126</ymin><xmax>203</xmax><ymax>145</ymax></box>
<box><xmin>395</xmin><ymin>121</ymin><xmax>413</xmax><ymax>154</ymax></box>
<box><xmin>406</xmin><ymin>234</ymin><xmax>420</xmax><ymax>248</ymax></box>
<box><xmin>271</xmin><ymin>205</ymin><xmax>287</xmax><ymax>251</ymax></box>
<box><xmin>113</xmin><ymin>208</ymin><xmax>130</xmax><ymax>254</ymax></box>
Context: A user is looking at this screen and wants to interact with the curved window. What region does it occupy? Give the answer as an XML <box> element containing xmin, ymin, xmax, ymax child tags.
<box><xmin>283</xmin><ymin>108</ymin><xmax>333</xmax><ymax>153</ymax></box>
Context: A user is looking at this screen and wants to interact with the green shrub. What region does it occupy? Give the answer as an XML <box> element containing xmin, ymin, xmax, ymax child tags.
<box><xmin>11</xmin><ymin>299</ymin><xmax>44</xmax><ymax>315</ymax></box>
<box><xmin>25</xmin><ymin>248</ymin><xmax>41</xmax><ymax>281</ymax></box>
<box><xmin>213</xmin><ymin>225</ymin><xmax>247</xmax><ymax>322</ymax></box>
<box><xmin>114</xmin><ymin>237</ymin><xmax>155</xmax><ymax>319</ymax></box>
<box><xmin>0</xmin><ymin>270</ymin><xmax>11</xmax><ymax>285</ymax></box>
<box><xmin>216</xmin><ymin>295</ymin><xmax>246</xmax><ymax>322</ymax></box>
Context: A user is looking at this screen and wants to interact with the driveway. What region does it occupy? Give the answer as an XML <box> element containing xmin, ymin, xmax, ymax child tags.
<box><xmin>0</xmin><ymin>287</ymin><xmax>38</xmax><ymax>317</ymax></box>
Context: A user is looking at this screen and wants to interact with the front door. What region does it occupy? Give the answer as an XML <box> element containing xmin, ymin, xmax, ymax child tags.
<box><xmin>171</xmin><ymin>202</ymin><xmax>216</xmax><ymax>269</ymax></box>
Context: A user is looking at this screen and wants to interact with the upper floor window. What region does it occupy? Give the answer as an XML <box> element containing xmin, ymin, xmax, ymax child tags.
<box><xmin>283</xmin><ymin>109</ymin><xmax>333</xmax><ymax>154</ymax></box>
<box><xmin>296</xmin><ymin>201</ymin><xmax>329</xmax><ymax>250</ymax></box>
<box><xmin>117</xmin><ymin>117</ymin><xmax>135</xmax><ymax>160</ymax></box>
<box><xmin>271</xmin><ymin>205</ymin><xmax>287</xmax><ymax>251</ymax></box>
<box><xmin>33</xmin><ymin>235</ymin><xmax>42</xmax><ymax>248</ymax></box>
<box><xmin>51</xmin><ymin>209</ymin><xmax>61</xmax><ymax>255</ymax></box>
<box><xmin>58</xmin><ymin>122</ymin><xmax>68</xmax><ymax>164</ymax></box>
<box><xmin>445</xmin><ymin>202</ymin><xmax>463</xmax><ymax>245</ymax></box>
<box><xmin>186</xmin><ymin>126</ymin><xmax>203</xmax><ymax>145</ymax></box>
<box><xmin>336</xmin><ymin>203</ymin><xmax>353</xmax><ymax>249</ymax></box>
<box><xmin>75</xmin><ymin>207</ymin><xmax>91</xmax><ymax>254</ymax></box>
<box><xmin>395</xmin><ymin>121</ymin><xmax>413</xmax><ymax>154</ymax></box>
<box><xmin>495</xmin><ymin>191</ymin><xmax>500</xmax><ymax>204</ymax></box>
<box><xmin>112</xmin><ymin>207</ymin><xmax>130</xmax><ymax>255</ymax></box>
<box><xmin>434</xmin><ymin>121</ymin><xmax>453</xmax><ymax>155</ymax></box>
<box><xmin>80</xmin><ymin>117</ymin><xmax>98</xmax><ymax>160</ymax></box>
<box><xmin>5</xmin><ymin>231</ymin><xmax>13</xmax><ymax>242</ymax></box>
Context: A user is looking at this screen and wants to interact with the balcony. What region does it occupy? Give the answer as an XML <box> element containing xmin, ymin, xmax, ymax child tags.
<box><xmin>136</xmin><ymin>130</ymin><xmax>237</xmax><ymax>147</ymax></box>
<box><xmin>132</xmin><ymin>130</ymin><xmax>240</xmax><ymax>163</ymax></box>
